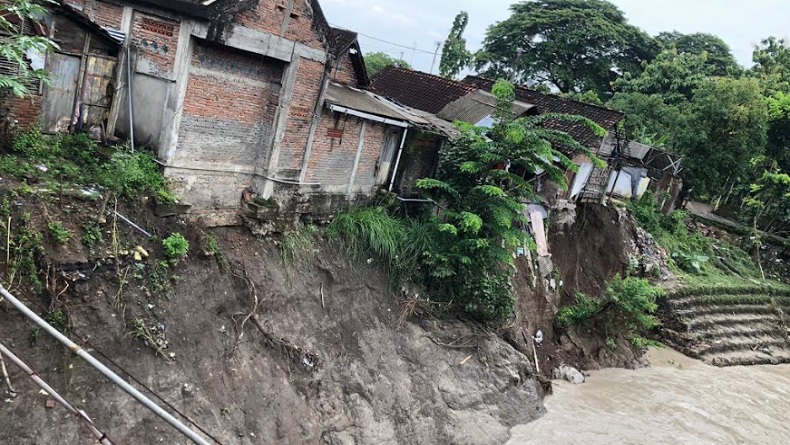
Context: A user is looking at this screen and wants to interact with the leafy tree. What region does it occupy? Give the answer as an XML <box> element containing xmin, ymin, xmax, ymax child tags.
<box><xmin>364</xmin><ymin>52</ymin><xmax>411</xmax><ymax>77</ymax></box>
<box><xmin>0</xmin><ymin>0</ymin><xmax>57</xmax><ymax>98</ymax></box>
<box><xmin>439</xmin><ymin>11</ymin><xmax>472</xmax><ymax>79</ymax></box>
<box><xmin>413</xmin><ymin>79</ymin><xmax>605</xmax><ymax>321</ymax></box>
<box><xmin>744</xmin><ymin>161</ymin><xmax>790</xmax><ymax>238</ymax></box>
<box><xmin>656</xmin><ymin>31</ymin><xmax>740</xmax><ymax>76</ymax></box>
<box><xmin>608</xmin><ymin>50</ymin><xmax>709</xmax><ymax>143</ymax></box>
<box><xmin>678</xmin><ymin>77</ymin><xmax>769</xmax><ymax>195</ymax></box>
<box><xmin>612</xmin><ymin>50</ymin><xmax>713</xmax><ymax>104</ymax></box>
<box><xmin>476</xmin><ymin>0</ymin><xmax>658</xmax><ymax>95</ymax></box>
<box><xmin>750</xmin><ymin>37</ymin><xmax>790</xmax><ymax>94</ymax></box>
<box><xmin>766</xmin><ymin>92</ymin><xmax>790</xmax><ymax>171</ymax></box>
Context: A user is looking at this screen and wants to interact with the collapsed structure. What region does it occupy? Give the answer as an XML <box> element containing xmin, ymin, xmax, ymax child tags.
<box><xmin>1</xmin><ymin>0</ymin><xmax>683</xmax><ymax>227</ymax></box>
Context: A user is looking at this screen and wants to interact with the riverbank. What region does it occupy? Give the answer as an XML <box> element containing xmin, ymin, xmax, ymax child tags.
<box><xmin>508</xmin><ymin>347</ymin><xmax>790</xmax><ymax>444</ymax></box>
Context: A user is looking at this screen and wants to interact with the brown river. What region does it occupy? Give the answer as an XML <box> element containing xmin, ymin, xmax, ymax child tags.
<box><xmin>508</xmin><ymin>347</ymin><xmax>790</xmax><ymax>445</ymax></box>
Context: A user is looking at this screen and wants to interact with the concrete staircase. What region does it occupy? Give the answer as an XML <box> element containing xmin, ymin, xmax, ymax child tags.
<box><xmin>660</xmin><ymin>287</ymin><xmax>790</xmax><ymax>366</ymax></box>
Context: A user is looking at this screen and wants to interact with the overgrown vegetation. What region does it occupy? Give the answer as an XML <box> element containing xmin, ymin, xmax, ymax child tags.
<box><xmin>279</xmin><ymin>224</ymin><xmax>318</xmax><ymax>265</ymax></box>
<box><xmin>555</xmin><ymin>276</ymin><xmax>663</xmax><ymax>346</ymax></box>
<box><xmin>330</xmin><ymin>80</ymin><xmax>603</xmax><ymax>323</ymax></box>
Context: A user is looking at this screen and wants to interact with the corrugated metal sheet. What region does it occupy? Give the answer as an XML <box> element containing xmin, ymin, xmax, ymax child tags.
<box><xmin>436</xmin><ymin>90</ymin><xmax>533</xmax><ymax>125</ymax></box>
<box><xmin>325</xmin><ymin>83</ymin><xmax>421</xmax><ymax>124</ymax></box>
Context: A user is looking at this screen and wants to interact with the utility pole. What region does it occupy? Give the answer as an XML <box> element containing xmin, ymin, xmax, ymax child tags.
<box><xmin>430</xmin><ymin>41</ymin><xmax>442</xmax><ymax>75</ymax></box>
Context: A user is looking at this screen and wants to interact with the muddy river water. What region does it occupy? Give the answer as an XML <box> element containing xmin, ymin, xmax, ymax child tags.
<box><xmin>508</xmin><ymin>347</ymin><xmax>790</xmax><ymax>445</ymax></box>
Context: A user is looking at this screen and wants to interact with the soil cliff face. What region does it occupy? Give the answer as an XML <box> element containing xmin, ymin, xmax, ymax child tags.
<box><xmin>0</xmin><ymin>194</ymin><xmax>544</xmax><ymax>445</ymax></box>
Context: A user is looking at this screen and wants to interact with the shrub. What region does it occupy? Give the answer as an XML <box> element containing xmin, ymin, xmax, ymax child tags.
<box><xmin>58</xmin><ymin>133</ymin><xmax>102</xmax><ymax>168</ymax></box>
<box><xmin>555</xmin><ymin>276</ymin><xmax>663</xmax><ymax>342</ymax></box>
<box><xmin>162</xmin><ymin>233</ymin><xmax>189</xmax><ymax>261</ymax></box>
<box><xmin>47</xmin><ymin>222</ymin><xmax>70</xmax><ymax>245</ymax></box>
<box><xmin>603</xmin><ymin>276</ymin><xmax>662</xmax><ymax>331</ymax></box>
<box><xmin>629</xmin><ymin>192</ymin><xmax>661</xmax><ymax>233</ymax></box>
<box><xmin>555</xmin><ymin>293</ymin><xmax>600</xmax><ymax>329</ymax></box>
<box><xmin>98</xmin><ymin>151</ymin><xmax>168</xmax><ymax>198</ymax></box>
<box><xmin>81</xmin><ymin>222</ymin><xmax>103</xmax><ymax>248</ymax></box>
<box><xmin>327</xmin><ymin>206</ymin><xmax>404</xmax><ymax>263</ymax></box>
<box><xmin>11</xmin><ymin>125</ymin><xmax>59</xmax><ymax>160</ymax></box>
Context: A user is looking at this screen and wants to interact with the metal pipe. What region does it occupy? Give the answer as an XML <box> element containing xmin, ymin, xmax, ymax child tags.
<box><xmin>0</xmin><ymin>341</ymin><xmax>114</xmax><ymax>445</ymax></box>
<box><xmin>0</xmin><ymin>286</ymin><xmax>211</xmax><ymax>445</ymax></box>
<box><xmin>126</xmin><ymin>47</ymin><xmax>136</xmax><ymax>153</ymax></box>
<box><xmin>114</xmin><ymin>211</ymin><xmax>152</xmax><ymax>239</ymax></box>
<box><xmin>388</xmin><ymin>128</ymin><xmax>409</xmax><ymax>192</ymax></box>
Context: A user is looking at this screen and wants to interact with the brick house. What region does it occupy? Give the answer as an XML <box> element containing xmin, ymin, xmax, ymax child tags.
<box><xmin>1</xmin><ymin>0</ymin><xmax>442</xmax><ymax>225</ymax></box>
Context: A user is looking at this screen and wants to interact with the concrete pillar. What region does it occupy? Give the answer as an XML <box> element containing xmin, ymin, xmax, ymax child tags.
<box><xmin>105</xmin><ymin>7</ymin><xmax>133</xmax><ymax>136</ymax></box>
<box><xmin>159</xmin><ymin>20</ymin><xmax>195</xmax><ymax>162</ymax></box>
<box><xmin>255</xmin><ymin>55</ymin><xmax>300</xmax><ymax>199</ymax></box>
<box><xmin>347</xmin><ymin>121</ymin><xmax>367</xmax><ymax>196</ymax></box>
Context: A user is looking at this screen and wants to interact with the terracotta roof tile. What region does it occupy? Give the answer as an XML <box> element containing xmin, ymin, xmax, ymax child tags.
<box><xmin>371</xmin><ymin>66</ymin><xmax>477</xmax><ymax>114</ymax></box>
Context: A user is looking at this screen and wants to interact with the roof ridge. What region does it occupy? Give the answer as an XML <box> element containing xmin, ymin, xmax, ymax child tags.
<box><xmin>379</xmin><ymin>66</ymin><xmax>477</xmax><ymax>90</ymax></box>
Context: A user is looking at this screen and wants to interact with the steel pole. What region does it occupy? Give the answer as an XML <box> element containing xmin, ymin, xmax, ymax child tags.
<box><xmin>0</xmin><ymin>341</ymin><xmax>113</xmax><ymax>444</ymax></box>
<box><xmin>0</xmin><ymin>286</ymin><xmax>211</xmax><ymax>445</ymax></box>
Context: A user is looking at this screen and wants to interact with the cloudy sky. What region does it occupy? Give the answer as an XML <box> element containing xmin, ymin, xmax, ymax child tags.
<box><xmin>321</xmin><ymin>0</ymin><xmax>790</xmax><ymax>75</ymax></box>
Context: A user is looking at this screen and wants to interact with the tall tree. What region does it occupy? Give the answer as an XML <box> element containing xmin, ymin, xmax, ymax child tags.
<box><xmin>364</xmin><ymin>52</ymin><xmax>411</xmax><ymax>77</ymax></box>
<box><xmin>476</xmin><ymin>0</ymin><xmax>657</xmax><ymax>95</ymax></box>
<box><xmin>608</xmin><ymin>50</ymin><xmax>712</xmax><ymax>142</ymax></box>
<box><xmin>0</xmin><ymin>0</ymin><xmax>57</xmax><ymax>98</ymax></box>
<box><xmin>439</xmin><ymin>11</ymin><xmax>472</xmax><ymax>79</ymax></box>
<box><xmin>750</xmin><ymin>37</ymin><xmax>790</xmax><ymax>94</ymax></box>
<box><xmin>656</xmin><ymin>31</ymin><xmax>740</xmax><ymax>76</ymax></box>
<box><xmin>679</xmin><ymin>77</ymin><xmax>769</xmax><ymax>195</ymax></box>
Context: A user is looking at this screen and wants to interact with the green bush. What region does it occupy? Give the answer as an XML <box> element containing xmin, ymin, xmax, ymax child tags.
<box><xmin>81</xmin><ymin>222</ymin><xmax>103</xmax><ymax>248</ymax></box>
<box><xmin>629</xmin><ymin>192</ymin><xmax>662</xmax><ymax>233</ymax></box>
<box><xmin>98</xmin><ymin>151</ymin><xmax>168</xmax><ymax>199</ymax></box>
<box><xmin>604</xmin><ymin>276</ymin><xmax>662</xmax><ymax>331</ymax></box>
<box><xmin>47</xmin><ymin>221</ymin><xmax>70</xmax><ymax>245</ymax></box>
<box><xmin>555</xmin><ymin>276</ymin><xmax>662</xmax><ymax>341</ymax></box>
<box><xmin>162</xmin><ymin>233</ymin><xmax>189</xmax><ymax>261</ymax></box>
<box><xmin>11</xmin><ymin>125</ymin><xmax>59</xmax><ymax>160</ymax></box>
<box><xmin>327</xmin><ymin>206</ymin><xmax>404</xmax><ymax>262</ymax></box>
<box><xmin>555</xmin><ymin>293</ymin><xmax>600</xmax><ymax>329</ymax></box>
<box><xmin>58</xmin><ymin>133</ymin><xmax>102</xmax><ymax>168</ymax></box>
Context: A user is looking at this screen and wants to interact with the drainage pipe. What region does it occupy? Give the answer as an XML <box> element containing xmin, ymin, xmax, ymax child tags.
<box><xmin>0</xmin><ymin>286</ymin><xmax>211</xmax><ymax>445</ymax></box>
<box><xmin>0</xmin><ymin>341</ymin><xmax>114</xmax><ymax>445</ymax></box>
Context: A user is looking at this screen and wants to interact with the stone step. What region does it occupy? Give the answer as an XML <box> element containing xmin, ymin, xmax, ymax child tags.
<box><xmin>685</xmin><ymin>312</ymin><xmax>782</xmax><ymax>331</ymax></box>
<box><xmin>701</xmin><ymin>348</ymin><xmax>790</xmax><ymax>367</ymax></box>
<box><xmin>674</xmin><ymin>304</ymin><xmax>776</xmax><ymax>318</ymax></box>
<box><xmin>690</xmin><ymin>336</ymin><xmax>789</xmax><ymax>357</ymax></box>
<box><xmin>668</xmin><ymin>295</ymin><xmax>773</xmax><ymax>309</ymax></box>
<box><xmin>695</xmin><ymin>324</ymin><xmax>786</xmax><ymax>339</ymax></box>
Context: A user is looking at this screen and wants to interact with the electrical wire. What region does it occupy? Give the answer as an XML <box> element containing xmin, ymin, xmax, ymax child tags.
<box><xmin>328</xmin><ymin>23</ymin><xmax>439</xmax><ymax>55</ymax></box>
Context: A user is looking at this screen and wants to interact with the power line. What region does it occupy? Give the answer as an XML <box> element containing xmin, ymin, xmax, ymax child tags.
<box><xmin>329</xmin><ymin>23</ymin><xmax>439</xmax><ymax>55</ymax></box>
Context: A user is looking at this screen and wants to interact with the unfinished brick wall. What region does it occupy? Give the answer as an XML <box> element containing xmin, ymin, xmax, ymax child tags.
<box><xmin>65</xmin><ymin>0</ymin><xmax>124</xmax><ymax>29</ymax></box>
<box><xmin>236</xmin><ymin>0</ymin><xmax>325</xmax><ymax>51</ymax></box>
<box><xmin>330</xmin><ymin>51</ymin><xmax>356</xmax><ymax>85</ymax></box>
<box><xmin>131</xmin><ymin>11</ymin><xmax>180</xmax><ymax>78</ymax></box>
<box><xmin>277</xmin><ymin>58</ymin><xmax>325</xmax><ymax>172</ymax></box>
<box><xmin>306</xmin><ymin>109</ymin><xmax>387</xmax><ymax>193</ymax></box>
<box><xmin>176</xmin><ymin>42</ymin><xmax>284</xmax><ymax>167</ymax></box>
<box><xmin>1</xmin><ymin>94</ymin><xmax>43</xmax><ymax>129</ymax></box>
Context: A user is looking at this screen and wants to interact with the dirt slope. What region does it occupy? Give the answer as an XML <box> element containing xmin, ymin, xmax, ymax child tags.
<box><xmin>0</xmin><ymin>195</ymin><xmax>544</xmax><ymax>445</ymax></box>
